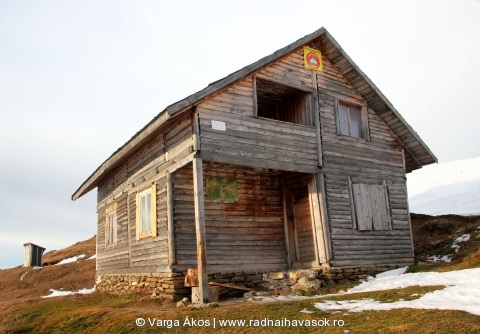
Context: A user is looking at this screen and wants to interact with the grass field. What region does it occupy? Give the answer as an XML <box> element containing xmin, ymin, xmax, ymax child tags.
<box><xmin>1</xmin><ymin>215</ymin><xmax>479</xmax><ymax>333</ymax></box>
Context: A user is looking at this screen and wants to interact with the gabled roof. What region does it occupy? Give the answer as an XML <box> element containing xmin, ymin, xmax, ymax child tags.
<box><xmin>72</xmin><ymin>27</ymin><xmax>437</xmax><ymax>200</ymax></box>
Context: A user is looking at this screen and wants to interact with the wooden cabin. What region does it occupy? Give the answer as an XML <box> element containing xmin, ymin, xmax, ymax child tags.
<box><xmin>72</xmin><ymin>28</ymin><xmax>436</xmax><ymax>302</ymax></box>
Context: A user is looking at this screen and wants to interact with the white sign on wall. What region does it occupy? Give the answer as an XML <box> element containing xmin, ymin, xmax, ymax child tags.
<box><xmin>211</xmin><ymin>120</ymin><xmax>226</xmax><ymax>131</ymax></box>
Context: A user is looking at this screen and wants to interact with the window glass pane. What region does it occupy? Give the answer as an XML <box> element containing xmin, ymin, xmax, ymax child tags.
<box><xmin>146</xmin><ymin>193</ymin><xmax>152</xmax><ymax>233</ymax></box>
<box><xmin>339</xmin><ymin>104</ymin><xmax>348</xmax><ymax>120</ymax></box>
<box><xmin>350</xmin><ymin>107</ymin><xmax>361</xmax><ymax>123</ymax></box>
<box><xmin>108</xmin><ymin>214</ymin><xmax>114</xmax><ymax>244</ymax></box>
<box><xmin>141</xmin><ymin>195</ymin><xmax>147</xmax><ymax>233</ymax></box>
<box><xmin>350</xmin><ymin>122</ymin><xmax>362</xmax><ymax>138</ymax></box>
<box><xmin>340</xmin><ymin>120</ymin><xmax>349</xmax><ymax>135</ymax></box>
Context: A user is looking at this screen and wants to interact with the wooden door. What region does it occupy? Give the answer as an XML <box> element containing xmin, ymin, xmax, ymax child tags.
<box><xmin>292</xmin><ymin>190</ymin><xmax>316</xmax><ymax>262</ymax></box>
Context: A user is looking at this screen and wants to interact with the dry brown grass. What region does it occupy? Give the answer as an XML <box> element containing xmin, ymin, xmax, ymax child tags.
<box><xmin>2</xmin><ymin>215</ymin><xmax>480</xmax><ymax>333</ymax></box>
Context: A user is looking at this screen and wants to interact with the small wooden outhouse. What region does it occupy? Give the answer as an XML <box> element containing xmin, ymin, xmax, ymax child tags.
<box><xmin>23</xmin><ymin>243</ymin><xmax>46</xmax><ymax>267</ymax></box>
<box><xmin>72</xmin><ymin>27</ymin><xmax>436</xmax><ymax>302</ymax></box>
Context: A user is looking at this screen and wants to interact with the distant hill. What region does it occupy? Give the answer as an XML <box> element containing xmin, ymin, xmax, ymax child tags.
<box><xmin>407</xmin><ymin>157</ymin><xmax>480</xmax><ymax>216</ymax></box>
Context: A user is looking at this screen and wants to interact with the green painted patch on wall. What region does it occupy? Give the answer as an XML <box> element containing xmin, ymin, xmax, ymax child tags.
<box><xmin>205</xmin><ymin>177</ymin><xmax>238</xmax><ymax>201</ymax></box>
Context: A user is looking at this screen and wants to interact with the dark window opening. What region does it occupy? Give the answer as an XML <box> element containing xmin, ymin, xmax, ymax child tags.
<box><xmin>255</xmin><ymin>78</ymin><xmax>313</xmax><ymax>126</ymax></box>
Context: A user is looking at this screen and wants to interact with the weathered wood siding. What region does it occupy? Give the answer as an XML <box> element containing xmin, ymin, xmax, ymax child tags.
<box><xmin>196</xmin><ymin>51</ymin><xmax>320</xmax><ymax>174</ymax></box>
<box><xmin>96</xmin><ymin>114</ymin><xmax>194</xmax><ymax>275</ymax></box>
<box><xmin>172</xmin><ymin>162</ymin><xmax>287</xmax><ymax>272</ymax></box>
<box><xmin>317</xmin><ymin>55</ymin><xmax>413</xmax><ymax>267</ymax></box>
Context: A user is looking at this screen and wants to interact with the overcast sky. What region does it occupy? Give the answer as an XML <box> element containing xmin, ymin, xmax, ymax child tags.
<box><xmin>1</xmin><ymin>0</ymin><xmax>479</xmax><ymax>269</ymax></box>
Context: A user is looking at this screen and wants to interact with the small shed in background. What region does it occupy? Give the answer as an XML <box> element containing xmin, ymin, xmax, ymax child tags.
<box><xmin>23</xmin><ymin>243</ymin><xmax>46</xmax><ymax>267</ymax></box>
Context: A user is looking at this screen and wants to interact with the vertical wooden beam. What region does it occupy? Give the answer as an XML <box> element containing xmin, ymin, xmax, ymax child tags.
<box><xmin>382</xmin><ymin>180</ymin><xmax>392</xmax><ymax>230</ymax></box>
<box><xmin>252</xmin><ymin>76</ymin><xmax>258</xmax><ymax>117</ymax></box>
<box><xmin>166</xmin><ymin>172</ymin><xmax>175</xmax><ymax>266</ymax></box>
<box><xmin>402</xmin><ymin>150</ymin><xmax>415</xmax><ymax>257</ymax></box>
<box><xmin>316</xmin><ymin>173</ymin><xmax>332</xmax><ymax>262</ymax></box>
<box><xmin>347</xmin><ymin>176</ymin><xmax>357</xmax><ymax>230</ymax></box>
<box><xmin>126</xmin><ymin>195</ymin><xmax>133</xmax><ymax>268</ymax></box>
<box><xmin>334</xmin><ymin>97</ymin><xmax>340</xmax><ymax>135</ymax></box>
<box><xmin>308</xmin><ymin>176</ymin><xmax>326</xmax><ymax>265</ymax></box>
<box><xmin>192</xmin><ymin>110</ymin><xmax>200</xmax><ymax>152</ymax></box>
<box><xmin>281</xmin><ymin>182</ymin><xmax>292</xmax><ymax>266</ymax></box>
<box><xmin>312</xmin><ymin>72</ymin><xmax>323</xmax><ymax>167</ymax></box>
<box><xmin>362</xmin><ymin>106</ymin><xmax>371</xmax><ymax>141</ymax></box>
<box><xmin>193</xmin><ymin>157</ymin><xmax>209</xmax><ymax>303</ymax></box>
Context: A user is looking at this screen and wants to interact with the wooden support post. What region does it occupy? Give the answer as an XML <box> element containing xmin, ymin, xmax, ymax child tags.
<box><xmin>316</xmin><ymin>173</ymin><xmax>332</xmax><ymax>262</ymax></box>
<box><xmin>193</xmin><ymin>157</ymin><xmax>209</xmax><ymax>303</ymax></box>
<box><xmin>402</xmin><ymin>149</ymin><xmax>415</xmax><ymax>257</ymax></box>
<box><xmin>281</xmin><ymin>182</ymin><xmax>292</xmax><ymax>266</ymax></box>
<box><xmin>308</xmin><ymin>176</ymin><xmax>325</xmax><ymax>265</ymax></box>
<box><xmin>312</xmin><ymin>71</ymin><xmax>323</xmax><ymax>167</ymax></box>
<box><xmin>166</xmin><ymin>172</ymin><xmax>175</xmax><ymax>266</ymax></box>
<box><xmin>192</xmin><ymin>111</ymin><xmax>200</xmax><ymax>152</ymax></box>
<box><xmin>253</xmin><ymin>75</ymin><xmax>258</xmax><ymax>117</ymax></box>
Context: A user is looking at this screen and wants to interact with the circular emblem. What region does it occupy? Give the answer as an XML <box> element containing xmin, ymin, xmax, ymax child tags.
<box><xmin>306</xmin><ymin>52</ymin><xmax>320</xmax><ymax>69</ymax></box>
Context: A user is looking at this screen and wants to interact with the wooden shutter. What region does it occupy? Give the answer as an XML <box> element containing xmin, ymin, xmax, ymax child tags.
<box><xmin>351</xmin><ymin>181</ymin><xmax>392</xmax><ymax>231</ymax></box>
<box><xmin>352</xmin><ymin>183</ymin><xmax>373</xmax><ymax>231</ymax></box>
<box><xmin>333</xmin><ymin>97</ymin><xmax>341</xmax><ymax>135</ymax></box>
<box><xmin>361</xmin><ymin>106</ymin><xmax>371</xmax><ymax>141</ymax></box>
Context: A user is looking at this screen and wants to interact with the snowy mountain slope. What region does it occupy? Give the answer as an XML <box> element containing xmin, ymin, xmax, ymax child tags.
<box><xmin>407</xmin><ymin>157</ymin><xmax>480</xmax><ymax>216</ymax></box>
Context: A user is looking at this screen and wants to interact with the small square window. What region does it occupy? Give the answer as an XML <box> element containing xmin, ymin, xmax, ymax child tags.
<box><xmin>335</xmin><ymin>99</ymin><xmax>369</xmax><ymax>140</ymax></box>
<box><xmin>136</xmin><ymin>184</ymin><xmax>157</xmax><ymax>239</ymax></box>
<box><xmin>105</xmin><ymin>203</ymin><xmax>117</xmax><ymax>247</ymax></box>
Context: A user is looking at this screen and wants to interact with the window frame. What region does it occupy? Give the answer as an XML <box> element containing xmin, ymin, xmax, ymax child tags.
<box><xmin>105</xmin><ymin>202</ymin><xmax>117</xmax><ymax>247</ymax></box>
<box><xmin>136</xmin><ymin>184</ymin><xmax>157</xmax><ymax>240</ymax></box>
<box><xmin>334</xmin><ymin>98</ymin><xmax>370</xmax><ymax>140</ymax></box>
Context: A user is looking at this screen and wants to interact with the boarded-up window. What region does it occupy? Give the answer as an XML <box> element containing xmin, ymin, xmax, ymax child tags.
<box><xmin>105</xmin><ymin>203</ymin><xmax>117</xmax><ymax>247</ymax></box>
<box><xmin>348</xmin><ymin>178</ymin><xmax>391</xmax><ymax>231</ymax></box>
<box><xmin>205</xmin><ymin>177</ymin><xmax>238</xmax><ymax>201</ymax></box>
<box><xmin>136</xmin><ymin>184</ymin><xmax>157</xmax><ymax>239</ymax></box>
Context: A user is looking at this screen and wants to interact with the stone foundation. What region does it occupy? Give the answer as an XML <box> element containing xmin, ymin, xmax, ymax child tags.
<box><xmin>321</xmin><ymin>263</ymin><xmax>407</xmax><ymax>284</ymax></box>
<box><xmin>96</xmin><ymin>273</ymin><xmax>187</xmax><ymax>300</ymax></box>
<box><xmin>96</xmin><ymin>264</ymin><xmax>408</xmax><ymax>299</ymax></box>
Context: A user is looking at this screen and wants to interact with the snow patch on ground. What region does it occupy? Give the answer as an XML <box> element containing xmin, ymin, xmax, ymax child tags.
<box><xmin>87</xmin><ymin>254</ymin><xmax>96</xmax><ymax>260</ymax></box>
<box><xmin>19</xmin><ymin>272</ymin><xmax>27</xmax><ymax>281</ymax></box>
<box><xmin>42</xmin><ymin>286</ymin><xmax>96</xmax><ymax>298</ymax></box>
<box><xmin>451</xmin><ymin>234</ymin><xmax>470</xmax><ymax>253</ymax></box>
<box><xmin>315</xmin><ymin>268</ymin><xmax>480</xmax><ymax>315</ymax></box>
<box><xmin>427</xmin><ymin>255</ymin><xmax>452</xmax><ymax>263</ymax></box>
<box><xmin>54</xmin><ymin>254</ymin><xmax>86</xmax><ymax>265</ymax></box>
<box><xmin>407</xmin><ymin>157</ymin><xmax>480</xmax><ymax>216</ymax></box>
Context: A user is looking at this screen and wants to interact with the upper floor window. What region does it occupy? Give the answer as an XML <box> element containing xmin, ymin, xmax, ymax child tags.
<box><xmin>105</xmin><ymin>203</ymin><xmax>117</xmax><ymax>247</ymax></box>
<box><xmin>335</xmin><ymin>98</ymin><xmax>370</xmax><ymax>140</ymax></box>
<box><xmin>136</xmin><ymin>184</ymin><xmax>157</xmax><ymax>239</ymax></box>
<box><xmin>254</xmin><ymin>77</ymin><xmax>314</xmax><ymax>126</ymax></box>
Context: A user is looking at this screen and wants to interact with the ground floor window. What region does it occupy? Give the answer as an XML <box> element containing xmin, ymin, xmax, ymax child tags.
<box><xmin>105</xmin><ymin>203</ymin><xmax>117</xmax><ymax>247</ymax></box>
<box><xmin>136</xmin><ymin>184</ymin><xmax>157</xmax><ymax>239</ymax></box>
